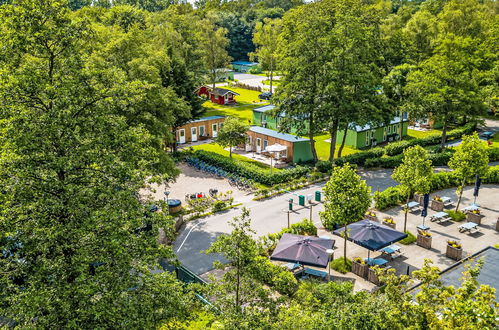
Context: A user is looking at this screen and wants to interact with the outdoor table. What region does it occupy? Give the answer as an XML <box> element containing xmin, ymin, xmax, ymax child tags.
<box><xmin>380</xmin><ymin>245</ymin><xmax>402</xmax><ymax>260</ymax></box>
<box><xmin>417</xmin><ymin>224</ymin><xmax>430</xmax><ymax>231</ymax></box>
<box><xmin>406</xmin><ymin>201</ymin><xmax>420</xmax><ymax>212</ymax></box>
<box><xmin>283</xmin><ymin>263</ymin><xmax>301</xmax><ymax>271</ymax></box>
<box><xmin>441</xmin><ymin>196</ymin><xmax>452</xmax><ymax>206</ymax></box>
<box><xmin>430</xmin><ymin>211</ymin><xmax>451</xmax><ymax>223</ymax></box>
<box><xmin>462</xmin><ymin>204</ymin><xmax>480</xmax><ymax>212</ymax></box>
<box><xmin>303</xmin><ymin>267</ymin><xmax>328</xmax><ymax>280</ymax></box>
<box><xmin>458</xmin><ymin>222</ymin><xmax>479</xmax><ymax>233</ymax></box>
<box><xmin>364</xmin><ymin>257</ymin><xmax>389</xmax><ymax>267</ymax></box>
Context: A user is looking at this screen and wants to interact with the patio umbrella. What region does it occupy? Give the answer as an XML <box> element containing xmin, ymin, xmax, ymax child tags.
<box><xmin>333</xmin><ymin>220</ymin><xmax>407</xmax><ymax>258</ymax></box>
<box><xmin>264</xmin><ymin>143</ymin><xmax>287</xmax><ymax>173</ymax></box>
<box><xmin>270</xmin><ymin>233</ymin><xmax>335</xmax><ymax>268</ymax></box>
<box><xmin>421</xmin><ymin>193</ymin><xmax>430</xmax><ymax>226</ymax></box>
<box><xmin>473</xmin><ymin>175</ymin><xmax>481</xmax><ymax>204</ymax></box>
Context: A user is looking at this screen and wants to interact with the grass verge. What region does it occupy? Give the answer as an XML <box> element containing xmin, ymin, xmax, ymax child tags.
<box><xmin>400</xmin><ymin>231</ymin><xmax>416</xmax><ymax>245</ymax></box>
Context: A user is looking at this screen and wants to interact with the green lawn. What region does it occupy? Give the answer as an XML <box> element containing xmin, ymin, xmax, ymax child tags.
<box><xmin>203</xmin><ymin>87</ymin><xmax>267</xmax><ymax>123</ymax></box>
<box><xmin>314</xmin><ymin>134</ymin><xmax>360</xmax><ymax>161</ymax></box>
<box><xmin>190</xmin><ymin>143</ymin><xmax>276</xmax><ymax>170</ymax></box>
<box><xmin>407</xmin><ymin>128</ymin><xmax>442</xmax><ymax>139</ymax></box>
<box><xmin>262</xmin><ymin>79</ymin><xmax>280</xmax><ymax>86</ymax></box>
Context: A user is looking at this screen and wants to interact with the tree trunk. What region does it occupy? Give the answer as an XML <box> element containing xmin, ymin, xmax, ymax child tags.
<box><xmin>399</xmin><ymin>109</ymin><xmax>403</xmax><ymax>140</ymax></box>
<box><xmin>328</xmin><ymin>121</ymin><xmax>338</xmax><ymax>162</ymax></box>
<box><xmin>338</xmin><ymin>123</ymin><xmax>349</xmax><ymax>158</ymax></box>
<box><xmin>235</xmin><ymin>249</ymin><xmax>240</xmax><ymax>310</ymax></box>
<box><xmin>212</xmin><ymin>69</ymin><xmax>216</xmax><ymax>90</ymax></box>
<box><xmin>229</xmin><ymin>146</ymin><xmax>232</xmax><ymax>158</ymax></box>
<box><xmin>269</xmin><ymin>62</ymin><xmax>273</xmax><ymax>94</ymax></box>
<box><xmin>404</xmin><ymin>193</ymin><xmax>410</xmax><ymax>232</ymax></box>
<box><xmin>343</xmin><ymin>224</ymin><xmax>348</xmax><ymax>268</ymax></box>
<box><xmin>440</xmin><ymin>113</ymin><xmax>448</xmax><ymax>150</ymax></box>
<box><xmin>455</xmin><ymin>177</ymin><xmax>466</xmax><ymax>212</ymax></box>
<box><xmin>309</xmin><ymin>113</ymin><xmax>318</xmax><ymax>162</ymax></box>
<box><xmin>172</xmin><ymin>127</ymin><xmax>178</xmax><ymax>152</ymax></box>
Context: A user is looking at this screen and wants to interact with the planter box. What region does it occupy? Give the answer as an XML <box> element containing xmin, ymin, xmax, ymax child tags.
<box><xmin>430</xmin><ymin>200</ymin><xmax>444</xmax><ymax>212</ymax></box>
<box><xmin>414</xmin><ymin>194</ymin><xmax>424</xmax><ymax>204</ymax></box>
<box><xmin>496</xmin><ymin>219</ymin><xmax>499</xmax><ymax>232</ymax></box>
<box><xmin>366</xmin><ymin>215</ymin><xmax>378</xmax><ymax>222</ymax></box>
<box><xmin>382</xmin><ymin>221</ymin><xmax>396</xmax><ymax>229</ymax></box>
<box><xmin>417</xmin><ymin>234</ymin><xmax>432</xmax><ymax>249</ymax></box>
<box><xmin>466</xmin><ymin>212</ymin><xmax>484</xmax><ymax>225</ymax></box>
<box><xmin>352</xmin><ymin>261</ymin><xmax>368</xmax><ymax>279</ymax></box>
<box><xmin>446</xmin><ymin>245</ymin><xmax>463</xmax><ymax>260</ymax></box>
<box><xmin>368</xmin><ymin>267</ymin><xmax>383</xmax><ymax>286</ymax></box>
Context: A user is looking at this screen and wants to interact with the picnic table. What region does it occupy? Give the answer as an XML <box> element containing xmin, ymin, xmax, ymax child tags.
<box><xmin>296</xmin><ymin>267</ymin><xmax>328</xmax><ymax>281</ymax></box>
<box><xmin>441</xmin><ymin>196</ymin><xmax>453</xmax><ymax>206</ymax></box>
<box><xmin>462</xmin><ymin>204</ymin><xmax>480</xmax><ymax>212</ymax></box>
<box><xmin>364</xmin><ymin>257</ymin><xmax>389</xmax><ymax>267</ymax></box>
<box><xmin>283</xmin><ymin>263</ymin><xmax>301</xmax><ymax>271</ymax></box>
<box><xmin>458</xmin><ymin>222</ymin><xmax>480</xmax><ymax>233</ymax></box>
<box><xmin>406</xmin><ymin>201</ymin><xmax>420</xmax><ymax>212</ymax></box>
<box><xmin>430</xmin><ymin>211</ymin><xmax>451</xmax><ymax>223</ymax></box>
<box><xmin>380</xmin><ymin>244</ymin><xmax>402</xmax><ymax>259</ymax></box>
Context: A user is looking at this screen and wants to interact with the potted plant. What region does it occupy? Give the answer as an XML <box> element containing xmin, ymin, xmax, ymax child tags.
<box><xmin>430</xmin><ymin>195</ymin><xmax>444</xmax><ymax>212</ymax></box>
<box><xmin>368</xmin><ymin>266</ymin><xmax>383</xmax><ymax>286</ymax></box>
<box><xmin>365</xmin><ymin>210</ymin><xmax>378</xmax><ymax>222</ymax></box>
<box><xmin>413</xmin><ymin>193</ymin><xmax>424</xmax><ymax>204</ymax></box>
<box><xmin>466</xmin><ymin>209</ymin><xmax>484</xmax><ymax>225</ymax></box>
<box><xmin>416</xmin><ymin>230</ymin><xmax>432</xmax><ymax>249</ymax></box>
<box><xmin>352</xmin><ymin>257</ymin><xmax>369</xmax><ymax>278</ymax></box>
<box><xmin>446</xmin><ymin>240</ymin><xmax>463</xmax><ymax>260</ymax></box>
<box><xmin>382</xmin><ymin>217</ymin><xmax>396</xmax><ymax>229</ymax></box>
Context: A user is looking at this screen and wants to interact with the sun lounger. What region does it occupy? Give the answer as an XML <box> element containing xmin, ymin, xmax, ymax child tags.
<box><xmin>430</xmin><ymin>211</ymin><xmax>452</xmax><ymax>223</ymax></box>
<box><xmin>458</xmin><ymin>222</ymin><xmax>479</xmax><ymax>233</ymax></box>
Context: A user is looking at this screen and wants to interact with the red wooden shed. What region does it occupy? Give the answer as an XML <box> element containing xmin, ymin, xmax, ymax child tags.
<box><xmin>196</xmin><ymin>86</ymin><xmax>239</xmax><ymax>105</ymax></box>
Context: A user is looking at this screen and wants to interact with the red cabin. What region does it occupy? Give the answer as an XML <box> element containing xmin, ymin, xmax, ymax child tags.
<box><xmin>196</xmin><ymin>86</ymin><xmax>239</xmax><ymax>105</ymax></box>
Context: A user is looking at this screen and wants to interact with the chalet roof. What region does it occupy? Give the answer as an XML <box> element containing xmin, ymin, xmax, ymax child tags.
<box><xmin>249</xmin><ymin>126</ymin><xmax>309</xmax><ymax>143</ymax></box>
<box><xmin>253</xmin><ymin>105</ymin><xmax>287</xmax><ymax>118</ymax></box>
<box><xmin>211</xmin><ymin>87</ymin><xmax>240</xmax><ymax>97</ymax></box>
<box><xmin>190</xmin><ymin>116</ymin><xmax>225</xmax><ymax>123</ymax></box>
<box><xmin>231</xmin><ymin>61</ymin><xmax>258</xmax><ymax>66</ymax></box>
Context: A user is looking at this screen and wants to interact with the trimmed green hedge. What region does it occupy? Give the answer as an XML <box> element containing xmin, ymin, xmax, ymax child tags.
<box><xmin>374</xmin><ymin>165</ymin><xmax>499</xmax><ymax>210</ymax></box>
<box><xmin>192</xmin><ymin>150</ymin><xmax>309</xmax><ymax>185</ymax></box>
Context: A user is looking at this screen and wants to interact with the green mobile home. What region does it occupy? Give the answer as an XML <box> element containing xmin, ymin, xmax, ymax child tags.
<box><xmin>253</xmin><ymin>105</ymin><xmax>282</xmax><ymax>129</ymax></box>
<box><xmin>337</xmin><ymin>114</ymin><xmax>409</xmax><ymax>149</ymax></box>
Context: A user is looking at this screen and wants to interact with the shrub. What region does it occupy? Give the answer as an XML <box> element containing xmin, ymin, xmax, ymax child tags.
<box><xmin>428</xmin><ymin>150</ymin><xmax>454</xmax><ymax>166</ymax></box>
<box><xmin>316</xmin><ymin>160</ymin><xmax>333</xmax><ymax>173</ymax></box>
<box><xmin>385</xmin><ymin>140</ymin><xmax>412</xmax><ymax>156</ymax></box>
<box><xmin>193</xmin><ymin>150</ymin><xmax>309</xmax><ymax>185</ymax></box>
<box><xmin>251</xmin><ymin>256</ymin><xmax>298</xmax><ymax>295</ymax></box>
<box><xmin>335</xmin><ymin>147</ymin><xmax>384</xmax><ymax>166</ymax></box>
<box><xmin>211</xmin><ymin>200</ymin><xmax>227</xmax><ymax>213</ymax></box>
<box><xmin>330</xmin><ymin>257</ymin><xmax>352</xmax><ymax>274</ymax></box>
<box><xmin>374</xmin><ymin>186</ymin><xmax>406</xmax><ymax>210</ymax></box>
<box><xmin>488</xmin><ymin>147</ymin><xmax>499</xmax><ymax>162</ymax></box>
<box><xmin>399</xmin><ymin>231</ymin><xmax>416</xmax><ymax>245</ymax></box>
<box><xmin>446</xmin><ymin>210</ymin><xmax>466</xmax><ymax>222</ymax></box>
<box><xmin>364</xmin><ymin>154</ymin><xmax>403</xmax><ymax>168</ymax></box>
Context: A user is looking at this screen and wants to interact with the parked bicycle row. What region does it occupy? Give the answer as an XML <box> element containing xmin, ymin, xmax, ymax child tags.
<box><xmin>186</xmin><ymin>157</ymin><xmax>255</xmax><ymax>191</ymax></box>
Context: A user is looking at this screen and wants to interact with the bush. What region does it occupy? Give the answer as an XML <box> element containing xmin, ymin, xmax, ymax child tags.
<box><xmin>251</xmin><ymin>256</ymin><xmax>298</xmax><ymax>295</ymax></box>
<box><xmin>446</xmin><ymin>210</ymin><xmax>466</xmax><ymax>222</ymax></box>
<box><xmin>374</xmin><ymin>186</ymin><xmax>406</xmax><ymax>210</ymax></box>
<box><xmin>428</xmin><ymin>149</ymin><xmax>454</xmax><ymax>166</ymax></box>
<box><xmin>488</xmin><ymin>147</ymin><xmax>499</xmax><ymax>162</ymax></box>
<box><xmin>335</xmin><ymin>147</ymin><xmax>384</xmax><ymax>167</ymax></box>
<box><xmin>193</xmin><ymin>150</ymin><xmax>309</xmax><ymax>185</ymax></box>
<box><xmin>399</xmin><ymin>231</ymin><xmax>416</xmax><ymax>245</ymax></box>
<box><xmin>385</xmin><ymin>140</ymin><xmax>412</xmax><ymax>156</ymax></box>
<box><xmin>330</xmin><ymin>257</ymin><xmax>352</xmax><ymax>274</ymax></box>
<box><xmin>316</xmin><ymin>160</ymin><xmax>334</xmax><ymax>173</ymax></box>
<box><xmin>211</xmin><ymin>200</ymin><xmax>228</xmax><ymax>213</ymax></box>
<box><xmin>364</xmin><ymin>154</ymin><xmax>403</xmax><ymax>168</ymax></box>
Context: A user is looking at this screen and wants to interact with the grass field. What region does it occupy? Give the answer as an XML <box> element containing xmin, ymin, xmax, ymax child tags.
<box><xmin>262</xmin><ymin>79</ymin><xmax>280</xmax><ymax>86</ymax></box>
<box><xmin>203</xmin><ymin>87</ymin><xmax>267</xmax><ymax>123</ymax></box>
<box><xmin>314</xmin><ymin>134</ymin><xmax>360</xmax><ymax>160</ymax></box>
<box><xmin>407</xmin><ymin>128</ymin><xmax>442</xmax><ymax>139</ymax></box>
<box><xmin>190</xmin><ymin>143</ymin><xmax>275</xmax><ymax>170</ymax></box>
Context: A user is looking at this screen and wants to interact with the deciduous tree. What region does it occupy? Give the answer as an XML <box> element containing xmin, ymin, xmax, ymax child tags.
<box><xmin>251</xmin><ymin>17</ymin><xmax>281</xmax><ymax>93</ymax></box>
<box><xmin>215</xmin><ymin>116</ymin><xmax>249</xmax><ymax>158</ymax></box>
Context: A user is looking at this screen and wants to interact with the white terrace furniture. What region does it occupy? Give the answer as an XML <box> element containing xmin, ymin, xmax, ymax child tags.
<box><xmin>380</xmin><ymin>244</ymin><xmax>403</xmax><ymax>260</ymax></box>
<box><xmin>441</xmin><ymin>196</ymin><xmax>453</xmax><ymax>207</ymax></box>
<box><xmin>430</xmin><ymin>211</ymin><xmax>452</xmax><ymax>223</ymax></box>
<box><xmin>458</xmin><ymin>222</ymin><xmax>480</xmax><ymax>234</ymax></box>
<box><xmin>405</xmin><ymin>201</ymin><xmax>421</xmax><ymax>212</ymax></box>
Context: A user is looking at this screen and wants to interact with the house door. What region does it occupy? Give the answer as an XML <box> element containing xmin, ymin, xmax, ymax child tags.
<box><xmin>246</xmin><ymin>136</ymin><xmax>252</xmax><ymax>151</ymax></box>
<box><xmin>212</xmin><ymin>123</ymin><xmax>218</xmax><ymax>138</ymax></box>
<box><xmin>191</xmin><ymin>127</ymin><xmax>197</xmax><ymax>142</ymax></box>
<box><xmin>256</xmin><ymin>138</ymin><xmax>262</xmax><ymax>153</ymax></box>
<box><xmin>178</xmin><ymin>129</ymin><xmax>186</xmax><ymax>144</ymax></box>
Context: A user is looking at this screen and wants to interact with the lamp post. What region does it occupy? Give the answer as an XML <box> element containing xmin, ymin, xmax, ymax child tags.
<box><xmin>164</xmin><ymin>191</ymin><xmax>170</xmax><ymax>215</ymax></box>
<box><xmin>326</xmin><ymin>249</ymin><xmax>334</xmax><ymax>279</ymax></box>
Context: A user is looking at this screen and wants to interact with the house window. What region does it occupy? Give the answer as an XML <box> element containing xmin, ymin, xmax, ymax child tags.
<box><xmin>219</xmin><ymin>123</ymin><xmax>224</xmax><ymax>130</ymax></box>
<box><xmin>365</xmin><ymin>131</ymin><xmax>371</xmax><ymax>146</ymax></box>
<box><xmin>387</xmin><ymin>125</ymin><xmax>391</xmax><ymax>134</ymax></box>
<box><xmin>263</xmin><ymin>140</ymin><xmax>268</xmax><ymax>149</ymax></box>
<box><xmin>199</xmin><ymin>125</ymin><xmax>205</xmax><ymax>136</ymax></box>
<box><xmin>263</xmin><ymin>114</ymin><xmax>267</xmax><ymax>121</ymax></box>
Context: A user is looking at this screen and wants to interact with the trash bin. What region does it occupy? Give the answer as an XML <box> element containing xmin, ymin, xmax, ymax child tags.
<box><xmin>315</xmin><ymin>191</ymin><xmax>321</xmax><ymax>202</ymax></box>
<box><xmin>299</xmin><ymin>195</ymin><xmax>305</xmax><ymax>206</ymax></box>
<box><xmin>288</xmin><ymin>198</ymin><xmax>293</xmax><ymax>211</ymax></box>
<box><xmin>168</xmin><ymin>199</ymin><xmax>182</xmax><ymax>214</ymax></box>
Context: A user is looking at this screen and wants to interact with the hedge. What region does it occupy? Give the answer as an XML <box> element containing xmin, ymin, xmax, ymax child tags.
<box><xmin>374</xmin><ymin>165</ymin><xmax>499</xmax><ymax>210</ymax></box>
<box><xmin>192</xmin><ymin>150</ymin><xmax>309</xmax><ymax>185</ymax></box>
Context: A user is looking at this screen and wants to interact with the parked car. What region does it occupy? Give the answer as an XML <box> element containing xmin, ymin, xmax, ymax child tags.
<box><xmin>258</xmin><ymin>92</ymin><xmax>272</xmax><ymax>100</ymax></box>
<box><xmin>480</xmin><ymin>131</ymin><xmax>495</xmax><ymax>140</ymax></box>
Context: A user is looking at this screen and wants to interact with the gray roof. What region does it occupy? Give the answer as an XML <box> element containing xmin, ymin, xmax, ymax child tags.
<box><xmin>190</xmin><ymin>115</ymin><xmax>225</xmax><ymax>123</ymax></box>
<box><xmin>253</xmin><ymin>105</ymin><xmax>276</xmax><ymax>113</ymax></box>
<box><xmin>411</xmin><ymin>246</ymin><xmax>499</xmax><ymax>302</ymax></box>
<box><xmin>249</xmin><ymin>126</ymin><xmax>309</xmax><ymax>143</ymax></box>
<box><xmin>352</xmin><ymin>113</ymin><xmax>409</xmax><ymax>132</ymax></box>
<box><xmin>211</xmin><ymin>88</ymin><xmax>240</xmax><ymax>97</ymax></box>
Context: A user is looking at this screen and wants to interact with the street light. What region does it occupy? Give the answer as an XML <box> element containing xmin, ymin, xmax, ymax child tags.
<box><xmin>164</xmin><ymin>191</ymin><xmax>170</xmax><ymax>203</ymax></box>
<box><xmin>326</xmin><ymin>249</ymin><xmax>334</xmax><ymax>279</ymax></box>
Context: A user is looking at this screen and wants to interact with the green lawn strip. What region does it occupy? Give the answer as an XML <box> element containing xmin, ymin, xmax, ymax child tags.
<box><xmin>190</xmin><ymin>143</ymin><xmax>278</xmax><ymax>171</ymax></box>
<box><xmin>407</xmin><ymin>128</ymin><xmax>442</xmax><ymax>139</ymax></box>
<box><xmin>262</xmin><ymin>79</ymin><xmax>280</xmax><ymax>86</ymax></box>
<box><xmin>314</xmin><ymin>134</ymin><xmax>360</xmax><ymax>160</ymax></box>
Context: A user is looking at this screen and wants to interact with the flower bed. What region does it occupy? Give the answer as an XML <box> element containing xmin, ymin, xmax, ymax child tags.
<box><xmin>352</xmin><ymin>257</ymin><xmax>368</xmax><ymax>278</ymax></box>
<box><xmin>365</xmin><ymin>211</ymin><xmax>378</xmax><ymax>222</ymax></box>
<box><xmin>446</xmin><ymin>241</ymin><xmax>463</xmax><ymax>260</ymax></box>
<box><xmin>430</xmin><ymin>196</ymin><xmax>444</xmax><ymax>212</ymax></box>
<box><xmin>416</xmin><ymin>231</ymin><xmax>432</xmax><ymax>249</ymax></box>
<box><xmin>466</xmin><ymin>211</ymin><xmax>484</xmax><ymax>225</ymax></box>
<box><xmin>382</xmin><ymin>217</ymin><xmax>396</xmax><ymax>229</ymax></box>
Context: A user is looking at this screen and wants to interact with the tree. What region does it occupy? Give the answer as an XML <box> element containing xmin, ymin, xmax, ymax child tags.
<box><xmin>392</xmin><ymin>145</ymin><xmax>433</xmax><ymax>232</ymax></box>
<box><xmin>0</xmin><ymin>0</ymin><xmax>189</xmax><ymax>326</ymax></box>
<box><xmin>199</xmin><ymin>16</ymin><xmax>231</xmax><ymax>90</ymax></box>
<box><xmin>215</xmin><ymin>116</ymin><xmax>249</xmax><ymax>158</ymax></box>
<box><xmin>251</xmin><ymin>17</ymin><xmax>281</xmax><ymax>93</ymax></box>
<box><xmin>320</xmin><ymin>164</ymin><xmax>371</xmax><ymax>267</ymax></box>
<box><xmin>448</xmin><ymin>133</ymin><xmax>489</xmax><ymax>211</ymax></box>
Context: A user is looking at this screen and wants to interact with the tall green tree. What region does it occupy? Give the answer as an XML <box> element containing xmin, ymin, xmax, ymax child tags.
<box><xmin>320</xmin><ymin>164</ymin><xmax>371</xmax><ymax>267</ymax></box>
<box><xmin>392</xmin><ymin>145</ymin><xmax>433</xmax><ymax>232</ymax></box>
<box><xmin>0</xmin><ymin>0</ymin><xmax>189</xmax><ymax>326</ymax></box>
<box><xmin>215</xmin><ymin>116</ymin><xmax>249</xmax><ymax>158</ymax></box>
<box><xmin>199</xmin><ymin>16</ymin><xmax>231</xmax><ymax>90</ymax></box>
<box><xmin>251</xmin><ymin>17</ymin><xmax>281</xmax><ymax>93</ymax></box>
<box><xmin>448</xmin><ymin>133</ymin><xmax>489</xmax><ymax>211</ymax></box>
